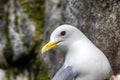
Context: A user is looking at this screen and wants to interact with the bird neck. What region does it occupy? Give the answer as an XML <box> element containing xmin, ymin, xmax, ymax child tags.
<box><xmin>64</xmin><ymin>41</ymin><xmax>82</xmax><ymax>66</ymax></box>
<box><xmin>64</xmin><ymin>37</ymin><xmax>93</xmax><ymax>66</ymax></box>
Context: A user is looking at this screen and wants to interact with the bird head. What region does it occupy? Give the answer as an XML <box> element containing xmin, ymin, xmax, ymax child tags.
<box><xmin>41</xmin><ymin>24</ymin><xmax>83</xmax><ymax>53</ymax></box>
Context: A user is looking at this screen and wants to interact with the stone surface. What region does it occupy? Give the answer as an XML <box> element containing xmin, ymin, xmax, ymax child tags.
<box><xmin>0</xmin><ymin>0</ymin><xmax>45</xmax><ymax>80</ymax></box>
<box><xmin>0</xmin><ymin>32</ymin><xmax>7</xmax><ymax>65</ymax></box>
<box><xmin>0</xmin><ymin>0</ymin><xmax>7</xmax><ymax>66</ymax></box>
<box><xmin>16</xmin><ymin>70</ymin><xmax>29</xmax><ymax>80</ymax></box>
<box><xmin>0</xmin><ymin>69</ymin><xmax>6</xmax><ymax>80</ymax></box>
<box><xmin>7</xmin><ymin>0</ymin><xmax>35</xmax><ymax>60</ymax></box>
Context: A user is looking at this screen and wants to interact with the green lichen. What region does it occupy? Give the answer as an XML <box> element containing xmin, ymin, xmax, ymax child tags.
<box><xmin>3</xmin><ymin>27</ymin><xmax>13</xmax><ymax>68</ymax></box>
<box><xmin>57</xmin><ymin>0</ymin><xmax>62</xmax><ymax>8</ymax></box>
<box><xmin>20</xmin><ymin>0</ymin><xmax>50</xmax><ymax>80</ymax></box>
<box><xmin>14</xmin><ymin>15</ymin><xmax>19</xmax><ymax>32</ymax></box>
<box><xmin>6</xmin><ymin>69</ymin><xmax>11</xmax><ymax>80</ymax></box>
<box><xmin>0</xmin><ymin>0</ymin><xmax>49</xmax><ymax>80</ymax></box>
<box><xmin>20</xmin><ymin>0</ymin><xmax>45</xmax><ymax>52</ymax></box>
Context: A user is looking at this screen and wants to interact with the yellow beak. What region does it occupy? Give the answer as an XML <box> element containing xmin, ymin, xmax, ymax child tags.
<box><xmin>41</xmin><ymin>42</ymin><xmax>58</xmax><ymax>53</ymax></box>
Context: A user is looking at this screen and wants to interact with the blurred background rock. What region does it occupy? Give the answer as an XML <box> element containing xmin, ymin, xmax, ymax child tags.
<box><xmin>0</xmin><ymin>0</ymin><xmax>49</xmax><ymax>80</ymax></box>
<box><xmin>0</xmin><ymin>0</ymin><xmax>120</xmax><ymax>80</ymax></box>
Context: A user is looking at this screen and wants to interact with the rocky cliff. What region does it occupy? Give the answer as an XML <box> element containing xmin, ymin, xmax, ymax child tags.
<box><xmin>0</xmin><ymin>0</ymin><xmax>49</xmax><ymax>80</ymax></box>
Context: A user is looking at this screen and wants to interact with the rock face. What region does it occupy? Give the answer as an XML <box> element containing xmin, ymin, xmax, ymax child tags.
<box><xmin>0</xmin><ymin>0</ymin><xmax>50</xmax><ymax>80</ymax></box>
<box><xmin>8</xmin><ymin>0</ymin><xmax>35</xmax><ymax>60</ymax></box>
<box><xmin>0</xmin><ymin>69</ymin><xmax>6</xmax><ymax>80</ymax></box>
<box><xmin>44</xmin><ymin>0</ymin><xmax>120</xmax><ymax>78</ymax></box>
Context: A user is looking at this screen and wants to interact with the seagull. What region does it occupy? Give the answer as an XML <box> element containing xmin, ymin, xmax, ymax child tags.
<box><xmin>41</xmin><ymin>24</ymin><xmax>113</xmax><ymax>80</ymax></box>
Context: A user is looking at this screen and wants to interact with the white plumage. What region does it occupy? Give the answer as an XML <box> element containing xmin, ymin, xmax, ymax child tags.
<box><xmin>42</xmin><ymin>24</ymin><xmax>113</xmax><ymax>80</ymax></box>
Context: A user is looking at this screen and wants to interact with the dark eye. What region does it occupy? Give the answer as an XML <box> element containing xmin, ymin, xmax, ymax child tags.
<box><xmin>60</xmin><ymin>31</ymin><xmax>66</xmax><ymax>36</ymax></box>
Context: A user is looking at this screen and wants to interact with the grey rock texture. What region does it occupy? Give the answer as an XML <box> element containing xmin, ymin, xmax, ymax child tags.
<box><xmin>7</xmin><ymin>0</ymin><xmax>35</xmax><ymax>60</ymax></box>
<box><xmin>16</xmin><ymin>70</ymin><xmax>29</xmax><ymax>80</ymax></box>
<box><xmin>0</xmin><ymin>0</ymin><xmax>50</xmax><ymax>80</ymax></box>
<box><xmin>44</xmin><ymin>0</ymin><xmax>120</xmax><ymax>78</ymax></box>
<box><xmin>0</xmin><ymin>32</ymin><xmax>7</xmax><ymax>65</ymax></box>
<box><xmin>0</xmin><ymin>0</ymin><xmax>39</xmax><ymax>80</ymax></box>
<box><xmin>0</xmin><ymin>0</ymin><xmax>7</xmax><ymax>65</ymax></box>
<box><xmin>0</xmin><ymin>69</ymin><xmax>6</xmax><ymax>80</ymax></box>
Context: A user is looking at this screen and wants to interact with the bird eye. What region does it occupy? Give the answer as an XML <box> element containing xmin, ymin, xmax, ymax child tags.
<box><xmin>60</xmin><ymin>31</ymin><xmax>66</xmax><ymax>36</ymax></box>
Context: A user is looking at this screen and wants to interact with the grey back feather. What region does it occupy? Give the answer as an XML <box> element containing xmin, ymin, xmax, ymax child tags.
<box><xmin>52</xmin><ymin>66</ymin><xmax>76</xmax><ymax>80</ymax></box>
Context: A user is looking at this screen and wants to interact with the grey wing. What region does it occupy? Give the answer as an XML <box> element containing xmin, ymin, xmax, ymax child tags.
<box><xmin>52</xmin><ymin>66</ymin><xmax>76</xmax><ymax>80</ymax></box>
